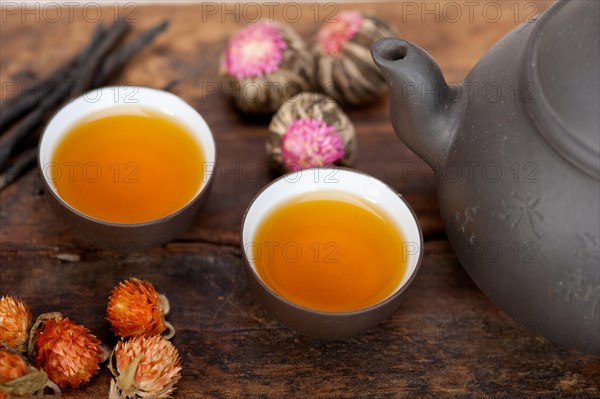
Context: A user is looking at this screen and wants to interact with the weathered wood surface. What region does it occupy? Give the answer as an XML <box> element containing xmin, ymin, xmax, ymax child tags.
<box><xmin>1</xmin><ymin>2</ymin><xmax>599</xmax><ymax>398</ymax></box>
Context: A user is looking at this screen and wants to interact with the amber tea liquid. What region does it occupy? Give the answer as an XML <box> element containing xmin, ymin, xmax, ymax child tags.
<box><xmin>51</xmin><ymin>107</ymin><xmax>204</xmax><ymax>224</ymax></box>
<box><xmin>252</xmin><ymin>192</ymin><xmax>408</xmax><ymax>312</ymax></box>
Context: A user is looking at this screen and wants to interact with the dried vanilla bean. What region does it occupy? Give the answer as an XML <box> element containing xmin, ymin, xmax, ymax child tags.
<box><xmin>94</xmin><ymin>20</ymin><xmax>169</xmax><ymax>87</ymax></box>
<box><xmin>0</xmin><ymin>148</ymin><xmax>36</xmax><ymax>191</ymax></box>
<box><xmin>0</xmin><ymin>21</ymin><xmax>128</xmax><ymax>169</ymax></box>
<box><xmin>0</xmin><ymin>24</ymin><xmax>106</xmax><ymax>134</ymax></box>
<box><xmin>0</xmin><ymin>19</ymin><xmax>169</xmax><ymax>190</ymax></box>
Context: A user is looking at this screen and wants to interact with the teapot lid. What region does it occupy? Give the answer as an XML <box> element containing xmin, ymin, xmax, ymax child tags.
<box><xmin>523</xmin><ymin>0</ymin><xmax>599</xmax><ymax>179</ymax></box>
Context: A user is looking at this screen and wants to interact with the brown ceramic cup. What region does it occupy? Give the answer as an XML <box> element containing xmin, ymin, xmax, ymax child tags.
<box><xmin>241</xmin><ymin>168</ymin><xmax>423</xmax><ymax>339</ymax></box>
<box><xmin>38</xmin><ymin>86</ymin><xmax>216</xmax><ymax>251</ymax></box>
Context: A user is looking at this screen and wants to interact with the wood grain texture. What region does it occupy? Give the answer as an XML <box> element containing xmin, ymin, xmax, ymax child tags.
<box><xmin>1</xmin><ymin>2</ymin><xmax>599</xmax><ymax>398</ymax></box>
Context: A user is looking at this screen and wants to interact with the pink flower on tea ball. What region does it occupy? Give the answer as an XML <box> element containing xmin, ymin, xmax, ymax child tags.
<box><xmin>317</xmin><ymin>11</ymin><xmax>364</xmax><ymax>55</ymax></box>
<box><xmin>281</xmin><ymin>118</ymin><xmax>345</xmax><ymax>171</ymax></box>
<box><xmin>221</xmin><ymin>21</ymin><xmax>313</xmax><ymax>113</ymax></box>
<box><xmin>313</xmin><ymin>11</ymin><xmax>397</xmax><ymax>105</ymax></box>
<box><xmin>225</xmin><ymin>21</ymin><xmax>288</xmax><ymax>79</ymax></box>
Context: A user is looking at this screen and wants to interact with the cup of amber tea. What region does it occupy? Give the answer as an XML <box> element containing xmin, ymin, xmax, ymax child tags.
<box><xmin>241</xmin><ymin>167</ymin><xmax>423</xmax><ymax>338</ymax></box>
<box><xmin>39</xmin><ymin>86</ymin><xmax>216</xmax><ymax>251</ymax></box>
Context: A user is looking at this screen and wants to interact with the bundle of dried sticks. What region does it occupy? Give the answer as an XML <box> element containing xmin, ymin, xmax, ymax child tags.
<box><xmin>0</xmin><ymin>18</ymin><xmax>169</xmax><ymax>190</ymax></box>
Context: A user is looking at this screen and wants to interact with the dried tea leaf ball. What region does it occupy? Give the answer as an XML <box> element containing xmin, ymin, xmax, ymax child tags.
<box><xmin>220</xmin><ymin>20</ymin><xmax>313</xmax><ymax>114</ymax></box>
<box><xmin>268</xmin><ymin>92</ymin><xmax>356</xmax><ymax>172</ymax></box>
<box><xmin>313</xmin><ymin>11</ymin><xmax>399</xmax><ymax>105</ymax></box>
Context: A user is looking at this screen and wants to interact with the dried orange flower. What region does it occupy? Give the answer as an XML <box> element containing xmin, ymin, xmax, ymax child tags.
<box><xmin>0</xmin><ymin>296</ymin><xmax>32</xmax><ymax>351</ymax></box>
<box><xmin>30</xmin><ymin>313</ymin><xmax>103</xmax><ymax>389</ymax></box>
<box><xmin>107</xmin><ymin>278</ymin><xmax>174</xmax><ymax>339</ymax></box>
<box><xmin>109</xmin><ymin>335</ymin><xmax>181</xmax><ymax>399</ymax></box>
<box><xmin>0</xmin><ymin>347</ymin><xmax>60</xmax><ymax>398</ymax></box>
<box><xmin>0</xmin><ymin>349</ymin><xmax>27</xmax><ymax>383</ymax></box>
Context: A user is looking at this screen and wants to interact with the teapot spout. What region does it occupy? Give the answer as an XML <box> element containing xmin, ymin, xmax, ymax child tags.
<box><xmin>371</xmin><ymin>38</ymin><xmax>459</xmax><ymax>168</ymax></box>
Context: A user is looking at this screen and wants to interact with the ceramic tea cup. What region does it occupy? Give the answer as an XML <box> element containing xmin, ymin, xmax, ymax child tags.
<box><xmin>38</xmin><ymin>86</ymin><xmax>216</xmax><ymax>251</ymax></box>
<box><xmin>241</xmin><ymin>168</ymin><xmax>423</xmax><ymax>338</ymax></box>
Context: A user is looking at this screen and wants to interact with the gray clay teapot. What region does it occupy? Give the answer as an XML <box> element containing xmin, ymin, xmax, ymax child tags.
<box><xmin>371</xmin><ymin>0</ymin><xmax>599</xmax><ymax>353</ymax></box>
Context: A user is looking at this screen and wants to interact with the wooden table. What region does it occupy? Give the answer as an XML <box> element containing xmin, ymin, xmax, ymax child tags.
<box><xmin>1</xmin><ymin>1</ymin><xmax>599</xmax><ymax>397</ymax></box>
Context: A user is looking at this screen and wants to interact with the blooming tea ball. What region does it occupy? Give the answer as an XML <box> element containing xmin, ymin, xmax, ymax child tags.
<box><xmin>220</xmin><ymin>21</ymin><xmax>313</xmax><ymax>114</ymax></box>
<box><xmin>268</xmin><ymin>92</ymin><xmax>356</xmax><ymax>172</ymax></box>
<box><xmin>313</xmin><ymin>11</ymin><xmax>398</xmax><ymax>105</ymax></box>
